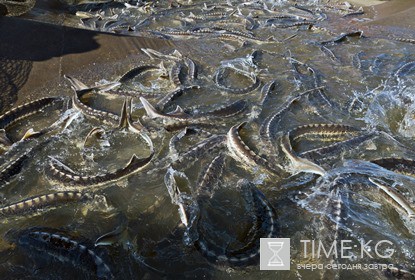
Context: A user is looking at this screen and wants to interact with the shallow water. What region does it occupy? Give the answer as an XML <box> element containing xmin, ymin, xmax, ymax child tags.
<box><xmin>1</xmin><ymin>0</ymin><xmax>415</xmax><ymax>279</ymax></box>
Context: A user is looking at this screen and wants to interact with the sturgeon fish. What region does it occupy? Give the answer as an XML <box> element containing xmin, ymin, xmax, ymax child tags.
<box><xmin>195</xmin><ymin>179</ymin><xmax>279</xmax><ymax>266</ymax></box>
<box><xmin>0</xmin><ymin>191</ymin><xmax>91</xmax><ymax>217</ymax></box>
<box><xmin>140</xmin><ymin>97</ymin><xmax>246</xmax><ymax>130</ymax></box>
<box><xmin>214</xmin><ymin>66</ymin><xmax>260</xmax><ymax>94</ymax></box>
<box><xmin>280</xmin><ymin>134</ymin><xmax>326</xmax><ymax>176</ymax></box>
<box><xmin>227</xmin><ymin>122</ymin><xmax>281</xmax><ymax>175</ymax></box>
<box><xmin>0</xmin><ymin>152</ymin><xmax>28</xmax><ymax>187</ymax></box>
<box><xmin>369</xmin><ymin>178</ymin><xmax>415</xmax><ymax>219</ymax></box>
<box><xmin>0</xmin><ymin>97</ymin><xmax>64</xmax><ymax>130</ymax></box>
<box><xmin>12</xmin><ymin>228</ymin><xmax>113</xmax><ymax>279</ymax></box>
<box><xmin>47</xmin><ymin>152</ymin><xmax>154</xmax><ymax>187</ymax></box>
<box><xmin>288</xmin><ymin>123</ymin><xmax>360</xmax><ymax>143</ymax></box>
<box><xmin>370</xmin><ymin>157</ymin><xmax>415</xmax><ymax>178</ymax></box>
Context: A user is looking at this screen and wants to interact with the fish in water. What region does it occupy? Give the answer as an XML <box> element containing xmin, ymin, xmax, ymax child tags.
<box><xmin>8</xmin><ymin>227</ymin><xmax>113</xmax><ymax>279</ymax></box>
<box><xmin>0</xmin><ymin>191</ymin><xmax>91</xmax><ymax>217</ymax></box>
<box><xmin>370</xmin><ymin>157</ymin><xmax>415</xmax><ymax>178</ymax></box>
<box><xmin>226</xmin><ymin>121</ymin><xmax>281</xmax><ymax>175</ymax></box>
<box><xmin>280</xmin><ymin>134</ymin><xmax>326</xmax><ymax>176</ymax></box>
<box><xmin>140</xmin><ymin>97</ymin><xmax>245</xmax><ymax>130</ymax></box>
<box><xmin>47</xmin><ymin>152</ymin><xmax>154</xmax><ymax>188</ymax></box>
<box><xmin>195</xmin><ymin>178</ymin><xmax>279</xmax><ymax>267</ymax></box>
<box><xmin>369</xmin><ymin>178</ymin><xmax>415</xmax><ymax>219</ymax></box>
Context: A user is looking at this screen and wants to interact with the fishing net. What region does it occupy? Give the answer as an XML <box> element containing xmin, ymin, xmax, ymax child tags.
<box><xmin>0</xmin><ymin>57</ymin><xmax>32</xmax><ymax>113</ymax></box>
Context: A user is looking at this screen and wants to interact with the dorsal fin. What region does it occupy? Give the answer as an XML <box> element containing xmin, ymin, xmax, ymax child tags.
<box><xmin>172</xmin><ymin>50</ymin><xmax>183</xmax><ymax>58</ymax></box>
<box><xmin>124</xmin><ymin>152</ymin><xmax>153</xmax><ymax>169</ymax></box>
<box><xmin>20</xmin><ymin>128</ymin><xmax>41</xmax><ymax>140</ymax></box>
<box><xmin>83</xmin><ymin>127</ymin><xmax>105</xmax><ymax>148</ymax></box>
<box><xmin>64</xmin><ymin>75</ymin><xmax>88</xmax><ymax>91</ymax></box>
<box><xmin>168</xmin><ymin>105</ymin><xmax>189</xmax><ymax>118</ymax></box>
<box><xmin>118</xmin><ymin>98</ymin><xmax>129</xmax><ymax>129</ymax></box>
<box><xmin>139</xmin><ymin>97</ymin><xmax>163</xmax><ymax>119</ymax></box>
<box><xmin>125</xmin><ymin>154</ymin><xmax>140</xmax><ymax>168</ymax></box>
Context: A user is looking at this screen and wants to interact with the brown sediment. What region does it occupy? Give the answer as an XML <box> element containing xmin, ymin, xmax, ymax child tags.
<box><xmin>328</xmin><ymin>0</ymin><xmax>415</xmax><ymax>41</ymax></box>
<box><xmin>0</xmin><ymin>16</ymin><xmax>179</xmax><ymax>105</ymax></box>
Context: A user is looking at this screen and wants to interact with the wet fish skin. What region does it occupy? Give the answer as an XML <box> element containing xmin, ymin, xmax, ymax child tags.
<box><xmin>71</xmin><ymin>89</ymin><xmax>120</xmax><ymax>126</ymax></box>
<box><xmin>259</xmin><ymin>87</ymin><xmax>325</xmax><ymax>141</ymax></box>
<box><xmin>0</xmin><ymin>152</ymin><xmax>28</xmax><ymax>187</ymax></box>
<box><xmin>141</xmin><ymin>97</ymin><xmax>242</xmax><ymax>130</ymax></box>
<box><xmin>118</xmin><ymin>64</ymin><xmax>160</xmax><ymax>84</ymax></box>
<box><xmin>321</xmin><ymin>30</ymin><xmax>364</xmax><ymax>45</ymax></box>
<box><xmin>369</xmin><ymin>178</ymin><xmax>415</xmax><ymax>219</ymax></box>
<box><xmin>370</xmin><ymin>157</ymin><xmax>415</xmax><ymax>178</ymax></box>
<box><xmin>173</xmin><ymin>134</ymin><xmax>227</xmax><ymax>169</ymax></box>
<box><xmin>196</xmin><ymin>154</ymin><xmax>226</xmax><ymax>197</ymax></box>
<box><xmin>299</xmin><ymin>132</ymin><xmax>376</xmax><ymax>161</ymax></box>
<box><xmin>280</xmin><ymin>134</ymin><xmax>326</xmax><ymax>176</ymax></box>
<box><xmin>226</xmin><ymin>122</ymin><xmax>280</xmax><ymax>175</ymax></box>
<box><xmin>47</xmin><ymin>152</ymin><xmax>154</xmax><ymax>187</ymax></box>
<box><xmin>195</xmin><ymin>179</ymin><xmax>279</xmax><ymax>267</ymax></box>
<box><xmin>288</xmin><ymin>123</ymin><xmax>360</xmax><ymax>143</ymax></box>
<box><xmin>214</xmin><ymin>67</ymin><xmax>261</xmax><ymax>94</ymax></box>
<box><xmin>0</xmin><ymin>97</ymin><xmax>64</xmax><ymax>130</ymax></box>
<box><xmin>13</xmin><ymin>228</ymin><xmax>113</xmax><ymax>279</ymax></box>
<box><xmin>201</xmin><ymin>99</ymin><xmax>248</xmax><ymax>118</ymax></box>
<box><xmin>0</xmin><ymin>191</ymin><xmax>90</xmax><ymax>217</ymax></box>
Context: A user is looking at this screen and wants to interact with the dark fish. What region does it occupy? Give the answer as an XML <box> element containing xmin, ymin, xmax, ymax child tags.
<box><xmin>200</xmin><ymin>100</ymin><xmax>247</xmax><ymax>118</ymax></box>
<box><xmin>320</xmin><ymin>45</ymin><xmax>340</xmax><ymax>63</ymax></box>
<box><xmin>369</xmin><ymin>178</ymin><xmax>415</xmax><ymax>219</ymax></box>
<box><xmin>214</xmin><ymin>67</ymin><xmax>260</xmax><ymax>94</ymax></box>
<box><xmin>393</xmin><ymin>61</ymin><xmax>415</xmax><ymax>78</ymax></box>
<box><xmin>173</xmin><ymin>134</ymin><xmax>227</xmax><ymax>169</ymax></box>
<box><xmin>118</xmin><ymin>64</ymin><xmax>161</xmax><ymax>84</ymax></box>
<box><xmin>0</xmin><ymin>191</ymin><xmax>90</xmax><ymax>217</ymax></box>
<box><xmin>0</xmin><ymin>97</ymin><xmax>63</xmax><ymax>130</ymax></box>
<box><xmin>299</xmin><ymin>132</ymin><xmax>376</xmax><ymax>161</ymax></box>
<box><xmin>195</xmin><ymin>179</ymin><xmax>279</xmax><ymax>266</ymax></box>
<box><xmin>47</xmin><ymin>152</ymin><xmax>154</xmax><ymax>187</ymax></box>
<box><xmin>0</xmin><ymin>152</ymin><xmax>28</xmax><ymax>187</ymax></box>
<box><xmin>288</xmin><ymin>123</ymin><xmax>360</xmax><ymax>143</ymax></box>
<box><xmin>260</xmin><ymin>87</ymin><xmax>326</xmax><ymax>138</ymax></box>
<box><xmin>226</xmin><ymin>122</ymin><xmax>280</xmax><ymax>175</ymax></box>
<box><xmin>11</xmin><ymin>228</ymin><xmax>113</xmax><ymax>279</ymax></box>
<box><xmin>321</xmin><ymin>31</ymin><xmax>364</xmax><ymax>45</ymax></box>
<box><xmin>140</xmin><ymin>97</ymin><xmax>242</xmax><ymax>130</ymax></box>
<box><xmin>390</xmin><ymin>37</ymin><xmax>415</xmax><ymax>44</ymax></box>
<box><xmin>156</xmin><ymin>86</ymin><xmax>195</xmax><ymax>111</ymax></box>
<box><xmin>370</xmin><ymin>157</ymin><xmax>415</xmax><ymax>177</ymax></box>
<box><xmin>72</xmin><ymin>90</ymin><xmax>120</xmax><ymax>126</ymax></box>
<box><xmin>195</xmin><ymin>154</ymin><xmax>226</xmax><ymax>197</ymax></box>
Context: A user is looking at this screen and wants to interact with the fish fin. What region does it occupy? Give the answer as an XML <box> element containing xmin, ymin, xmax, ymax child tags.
<box><xmin>172</xmin><ymin>49</ymin><xmax>183</xmax><ymax>58</ymax></box>
<box><xmin>125</xmin><ymin>153</ymin><xmax>153</xmax><ymax>168</ymax></box>
<box><xmin>64</xmin><ymin>75</ymin><xmax>89</xmax><ymax>91</ymax></box>
<box><xmin>168</xmin><ymin>105</ymin><xmax>190</xmax><ymax>118</ymax></box>
<box><xmin>83</xmin><ymin>127</ymin><xmax>105</xmax><ymax>148</ymax></box>
<box><xmin>0</xmin><ymin>129</ymin><xmax>12</xmax><ymax>146</ymax></box>
<box><xmin>118</xmin><ymin>98</ymin><xmax>129</xmax><ymax>129</ymax></box>
<box><xmin>20</xmin><ymin>128</ymin><xmax>41</xmax><ymax>140</ymax></box>
<box><xmin>139</xmin><ymin>97</ymin><xmax>163</xmax><ymax>119</ymax></box>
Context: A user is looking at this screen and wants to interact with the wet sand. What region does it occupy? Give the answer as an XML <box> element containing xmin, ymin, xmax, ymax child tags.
<box><xmin>339</xmin><ymin>0</ymin><xmax>415</xmax><ymax>29</ymax></box>
<box><xmin>0</xmin><ymin>16</ymin><xmax>178</xmax><ymax>108</ymax></box>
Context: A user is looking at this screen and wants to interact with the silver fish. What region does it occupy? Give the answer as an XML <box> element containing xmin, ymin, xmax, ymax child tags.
<box><xmin>369</xmin><ymin>178</ymin><xmax>415</xmax><ymax>219</ymax></box>
<box><xmin>47</xmin><ymin>152</ymin><xmax>154</xmax><ymax>187</ymax></box>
